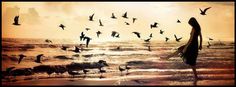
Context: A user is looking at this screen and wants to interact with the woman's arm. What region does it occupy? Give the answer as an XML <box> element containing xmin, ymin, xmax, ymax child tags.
<box><xmin>183</xmin><ymin>29</ymin><xmax>195</xmax><ymax>53</ymax></box>
<box><xmin>199</xmin><ymin>31</ymin><xmax>203</xmax><ymax>50</ymax></box>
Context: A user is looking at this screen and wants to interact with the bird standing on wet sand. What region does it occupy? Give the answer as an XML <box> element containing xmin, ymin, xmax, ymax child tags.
<box><xmin>119</xmin><ymin>66</ymin><xmax>125</xmax><ymax>76</ymax></box>
<box><xmin>122</xmin><ymin>12</ymin><xmax>128</xmax><ymax>19</ymax></box>
<box><xmin>174</xmin><ymin>34</ymin><xmax>182</xmax><ymax>42</ymax></box>
<box><xmin>148</xmin><ymin>46</ymin><xmax>151</xmax><ymax>51</ymax></box>
<box><xmin>18</xmin><ymin>54</ymin><xmax>26</xmax><ymax>64</ymax></box>
<box><xmin>132</xmin><ymin>32</ymin><xmax>141</xmax><ymax>38</ymax></box>
<box><xmin>89</xmin><ymin>13</ymin><xmax>95</xmax><ymax>21</ymax></box>
<box><xmin>200</xmin><ymin>7</ymin><xmax>211</xmax><ymax>15</ymax></box>
<box><xmin>13</xmin><ymin>16</ymin><xmax>20</xmax><ymax>26</ymax></box>
<box><xmin>83</xmin><ymin>36</ymin><xmax>91</xmax><ymax>48</ymax></box>
<box><xmin>99</xmin><ymin>68</ymin><xmax>106</xmax><ymax>78</ymax></box>
<box><xmin>74</xmin><ymin>46</ymin><xmax>81</xmax><ymax>53</ymax></box>
<box><xmin>35</xmin><ymin>54</ymin><xmax>44</xmax><ymax>63</ymax></box>
<box><xmin>111</xmin><ymin>13</ymin><xmax>117</xmax><ymax>19</ymax></box>
<box><xmin>150</xmin><ymin>22</ymin><xmax>158</xmax><ymax>29</ymax></box>
<box><xmin>59</xmin><ymin>24</ymin><xmax>65</xmax><ymax>30</ymax></box>
<box><xmin>96</xmin><ymin>31</ymin><xmax>102</xmax><ymax>38</ymax></box>
<box><xmin>125</xmin><ymin>65</ymin><xmax>131</xmax><ymax>73</ymax></box>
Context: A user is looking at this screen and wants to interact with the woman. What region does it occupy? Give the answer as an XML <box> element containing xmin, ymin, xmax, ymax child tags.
<box><xmin>161</xmin><ymin>17</ymin><xmax>202</xmax><ymax>80</ymax></box>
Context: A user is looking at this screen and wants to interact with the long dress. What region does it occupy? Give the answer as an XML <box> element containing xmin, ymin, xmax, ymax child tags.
<box><xmin>180</xmin><ymin>28</ymin><xmax>200</xmax><ymax>66</ymax></box>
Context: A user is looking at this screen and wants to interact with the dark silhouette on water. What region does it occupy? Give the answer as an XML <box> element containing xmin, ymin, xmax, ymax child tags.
<box><xmin>150</xmin><ymin>22</ymin><xmax>158</xmax><ymax>29</ymax></box>
<box><xmin>160</xmin><ymin>29</ymin><xmax>164</xmax><ymax>34</ymax></box>
<box><xmin>125</xmin><ymin>22</ymin><xmax>130</xmax><ymax>25</ymax></box>
<box><xmin>61</xmin><ymin>45</ymin><xmax>69</xmax><ymax>51</ymax></box>
<box><xmin>148</xmin><ymin>46</ymin><xmax>151</xmax><ymax>51</ymax></box>
<box><xmin>161</xmin><ymin>17</ymin><xmax>203</xmax><ymax>82</ymax></box>
<box><xmin>174</xmin><ymin>34</ymin><xmax>182</xmax><ymax>42</ymax></box>
<box><xmin>119</xmin><ymin>66</ymin><xmax>125</xmax><ymax>76</ymax></box>
<box><xmin>165</xmin><ymin>37</ymin><xmax>169</xmax><ymax>42</ymax></box>
<box><xmin>133</xmin><ymin>18</ymin><xmax>137</xmax><ymax>23</ymax></box>
<box><xmin>96</xmin><ymin>31</ymin><xmax>102</xmax><ymax>38</ymax></box>
<box><xmin>13</xmin><ymin>16</ymin><xmax>20</xmax><ymax>26</ymax></box>
<box><xmin>89</xmin><ymin>13</ymin><xmax>95</xmax><ymax>21</ymax></box>
<box><xmin>122</xmin><ymin>12</ymin><xmax>128</xmax><ymax>19</ymax></box>
<box><xmin>177</xmin><ymin>19</ymin><xmax>181</xmax><ymax>23</ymax></box>
<box><xmin>200</xmin><ymin>7</ymin><xmax>211</xmax><ymax>15</ymax></box>
<box><xmin>80</xmin><ymin>32</ymin><xmax>85</xmax><ymax>41</ymax></box>
<box><xmin>59</xmin><ymin>24</ymin><xmax>65</xmax><ymax>30</ymax></box>
<box><xmin>125</xmin><ymin>65</ymin><xmax>131</xmax><ymax>73</ymax></box>
<box><xmin>111</xmin><ymin>13</ymin><xmax>117</xmax><ymax>19</ymax></box>
<box><xmin>35</xmin><ymin>54</ymin><xmax>44</xmax><ymax>63</ymax></box>
<box><xmin>132</xmin><ymin>32</ymin><xmax>141</xmax><ymax>38</ymax></box>
<box><xmin>83</xmin><ymin>36</ymin><xmax>91</xmax><ymax>48</ymax></box>
<box><xmin>18</xmin><ymin>54</ymin><xmax>26</xmax><ymax>64</ymax></box>
<box><xmin>45</xmin><ymin>39</ymin><xmax>52</xmax><ymax>43</ymax></box>
<box><xmin>74</xmin><ymin>46</ymin><xmax>81</xmax><ymax>53</ymax></box>
<box><xmin>99</xmin><ymin>19</ymin><xmax>103</xmax><ymax>26</ymax></box>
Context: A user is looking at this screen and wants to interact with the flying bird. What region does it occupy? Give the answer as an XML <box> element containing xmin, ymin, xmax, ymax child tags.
<box><xmin>160</xmin><ymin>30</ymin><xmax>164</xmax><ymax>34</ymax></box>
<box><xmin>115</xmin><ymin>34</ymin><xmax>120</xmax><ymax>38</ymax></box>
<box><xmin>177</xmin><ymin>19</ymin><xmax>181</xmax><ymax>23</ymax></box>
<box><xmin>18</xmin><ymin>54</ymin><xmax>26</xmax><ymax>64</ymax></box>
<box><xmin>85</xmin><ymin>28</ymin><xmax>90</xmax><ymax>31</ymax></box>
<box><xmin>89</xmin><ymin>13</ymin><xmax>95</xmax><ymax>21</ymax></box>
<box><xmin>59</xmin><ymin>24</ymin><xmax>65</xmax><ymax>30</ymax></box>
<box><xmin>174</xmin><ymin>34</ymin><xmax>182</xmax><ymax>42</ymax></box>
<box><xmin>45</xmin><ymin>39</ymin><xmax>52</xmax><ymax>43</ymax></box>
<box><xmin>132</xmin><ymin>32</ymin><xmax>141</xmax><ymax>38</ymax></box>
<box><xmin>96</xmin><ymin>31</ymin><xmax>102</xmax><ymax>38</ymax></box>
<box><xmin>200</xmin><ymin>7</ymin><xmax>211</xmax><ymax>15</ymax></box>
<box><xmin>83</xmin><ymin>36</ymin><xmax>91</xmax><ymax>48</ymax></box>
<box><xmin>125</xmin><ymin>22</ymin><xmax>130</xmax><ymax>25</ymax></box>
<box><xmin>133</xmin><ymin>18</ymin><xmax>137</xmax><ymax>23</ymax></box>
<box><xmin>144</xmin><ymin>38</ymin><xmax>151</xmax><ymax>42</ymax></box>
<box><xmin>80</xmin><ymin>32</ymin><xmax>85</xmax><ymax>41</ymax></box>
<box><xmin>111</xmin><ymin>13</ymin><xmax>117</xmax><ymax>19</ymax></box>
<box><xmin>13</xmin><ymin>16</ymin><xmax>20</xmax><ymax>25</ymax></box>
<box><xmin>111</xmin><ymin>31</ymin><xmax>119</xmax><ymax>37</ymax></box>
<box><xmin>122</xmin><ymin>12</ymin><xmax>128</xmax><ymax>19</ymax></box>
<box><xmin>99</xmin><ymin>19</ymin><xmax>103</xmax><ymax>26</ymax></box>
<box><xmin>208</xmin><ymin>37</ymin><xmax>213</xmax><ymax>41</ymax></box>
<box><xmin>150</xmin><ymin>22</ymin><xmax>158</xmax><ymax>29</ymax></box>
<box><xmin>35</xmin><ymin>54</ymin><xmax>44</xmax><ymax>63</ymax></box>
<box><xmin>165</xmin><ymin>37</ymin><xmax>169</xmax><ymax>42</ymax></box>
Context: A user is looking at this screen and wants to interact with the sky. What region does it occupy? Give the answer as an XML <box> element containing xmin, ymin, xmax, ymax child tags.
<box><xmin>2</xmin><ymin>2</ymin><xmax>235</xmax><ymax>42</ymax></box>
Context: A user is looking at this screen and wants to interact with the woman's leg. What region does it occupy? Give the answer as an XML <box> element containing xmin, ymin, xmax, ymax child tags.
<box><xmin>191</xmin><ymin>65</ymin><xmax>198</xmax><ymax>80</ymax></box>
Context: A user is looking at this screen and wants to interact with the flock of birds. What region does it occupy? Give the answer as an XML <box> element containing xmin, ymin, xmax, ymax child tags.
<box><xmin>6</xmin><ymin>6</ymin><xmax>214</xmax><ymax>80</ymax></box>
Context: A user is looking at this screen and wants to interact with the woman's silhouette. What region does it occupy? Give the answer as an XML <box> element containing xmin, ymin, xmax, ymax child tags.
<box><xmin>161</xmin><ymin>17</ymin><xmax>202</xmax><ymax>81</ymax></box>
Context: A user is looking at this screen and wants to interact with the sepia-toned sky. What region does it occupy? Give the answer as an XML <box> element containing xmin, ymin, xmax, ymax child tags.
<box><xmin>2</xmin><ymin>2</ymin><xmax>235</xmax><ymax>42</ymax></box>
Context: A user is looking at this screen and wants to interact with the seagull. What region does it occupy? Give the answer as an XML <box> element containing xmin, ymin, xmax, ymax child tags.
<box><xmin>89</xmin><ymin>13</ymin><xmax>95</xmax><ymax>21</ymax></box>
<box><xmin>61</xmin><ymin>45</ymin><xmax>69</xmax><ymax>51</ymax></box>
<box><xmin>133</xmin><ymin>18</ymin><xmax>137</xmax><ymax>23</ymax></box>
<box><xmin>160</xmin><ymin>29</ymin><xmax>164</xmax><ymax>34</ymax></box>
<box><xmin>111</xmin><ymin>31</ymin><xmax>118</xmax><ymax>37</ymax></box>
<box><xmin>59</xmin><ymin>24</ymin><xmax>65</xmax><ymax>30</ymax></box>
<box><xmin>207</xmin><ymin>41</ymin><xmax>211</xmax><ymax>48</ymax></box>
<box><xmin>150</xmin><ymin>22</ymin><xmax>158</xmax><ymax>29</ymax></box>
<box><xmin>80</xmin><ymin>32</ymin><xmax>85</xmax><ymax>41</ymax></box>
<box><xmin>200</xmin><ymin>7</ymin><xmax>211</xmax><ymax>15</ymax></box>
<box><xmin>96</xmin><ymin>31</ymin><xmax>102</xmax><ymax>38</ymax></box>
<box><xmin>208</xmin><ymin>37</ymin><xmax>213</xmax><ymax>41</ymax></box>
<box><xmin>144</xmin><ymin>38</ymin><xmax>151</xmax><ymax>42</ymax></box>
<box><xmin>99</xmin><ymin>19</ymin><xmax>103</xmax><ymax>26</ymax></box>
<box><xmin>149</xmin><ymin>33</ymin><xmax>152</xmax><ymax>38</ymax></box>
<box><xmin>45</xmin><ymin>39</ymin><xmax>52</xmax><ymax>43</ymax></box>
<box><xmin>115</xmin><ymin>34</ymin><xmax>120</xmax><ymax>38</ymax></box>
<box><xmin>13</xmin><ymin>16</ymin><xmax>20</xmax><ymax>25</ymax></box>
<box><xmin>85</xmin><ymin>28</ymin><xmax>90</xmax><ymax>31</ymax></box>
<box><xmin>165</xmin><ymin>37</ymin><xmax>169</xmax><ymax>42</ymax></box>
<box><xmin>122</xmin><ymin>12</ymin><xmax>128</xmax><ymax>19</ymax></box>
<box><xmin>18</xmin><ymin>54</ymin><xmax>26</xmax><ymax>64</ymax></box>
<box><xmin>177</xmin><ymin>19</ymin><xmax>181</xmax><ymax>23</ymax></box>
<box><xmin>99</xmin><ymin>68</ymin><xmax>106</xmax><ymax>78</ymax></box>
<box><xmin>125</xmin><ymin>22</ymin><xmax>130</xmax><ymax>25</ymax></box>
<box><xmin>83</xmin><ymin>36</ymin><xmax>91</xmax><ymax>48</ymax></box>
<box><xmin>132</xmin><ymin>32</ymin><xmax>141</xmax><ymax>38</ymax></box>
<box><xmin>111</xmin><ymin>13</ymin><xmax>117</xmax><ymax>19</ymax></box>
<box><xmin>119</xmin><ymin>66</ymin><xmax>126</xmax><ymax>75</ymax></box>
<box><xmin>35</xmin><ymin>54</ymin><xmax>44</xmax><ymax>63</ymax></box>
<box><xmin>174</xmin><ymin>34</ymin><xmax>182</xmax><ymax>42</ymax></box>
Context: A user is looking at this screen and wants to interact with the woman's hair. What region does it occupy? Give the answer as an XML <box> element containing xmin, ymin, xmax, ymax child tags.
<box><xmin>188</xmin><ymin>17</ymin><xmax>201</xmax><ymax>33</ymax></box>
